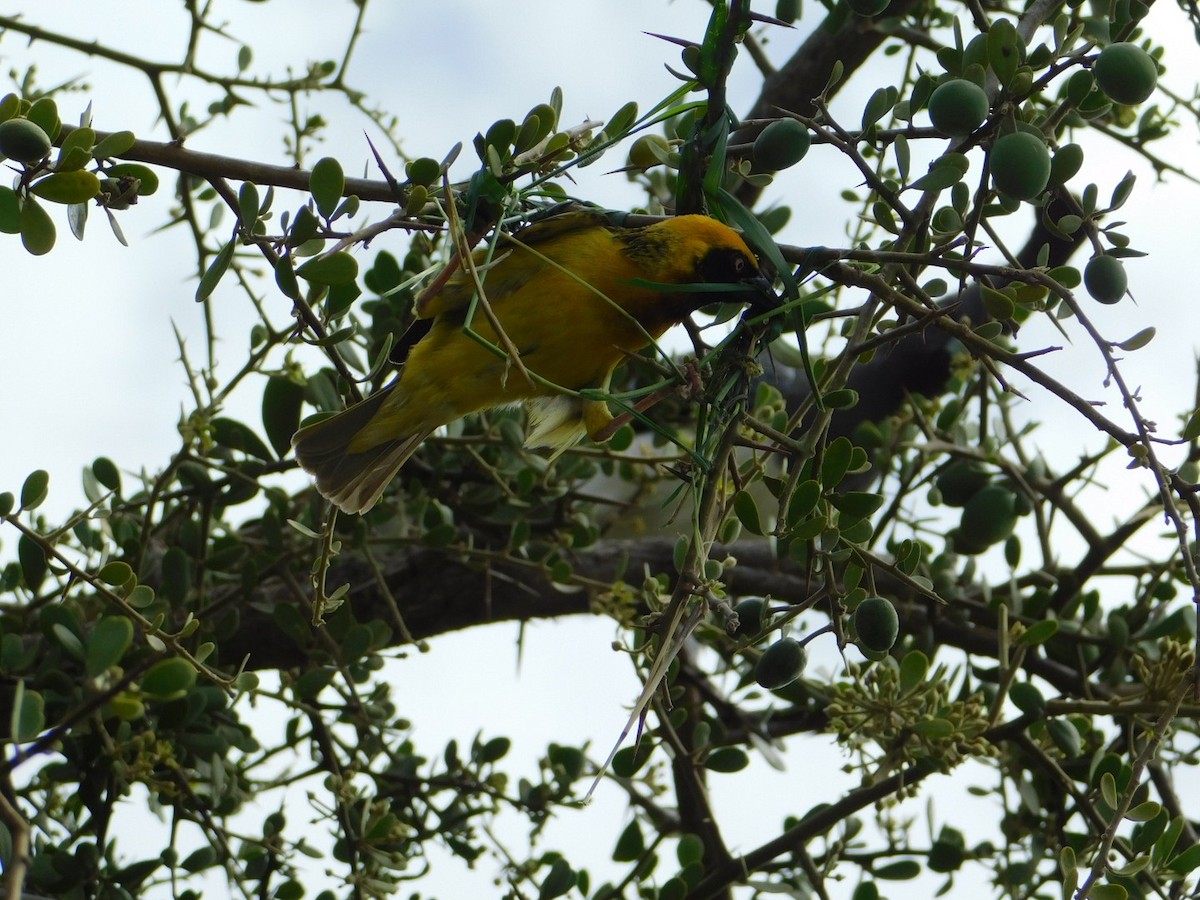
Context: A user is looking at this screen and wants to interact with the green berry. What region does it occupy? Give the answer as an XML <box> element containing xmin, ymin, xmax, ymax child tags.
<box><xmin>847</xmin><ymin>0</ymin><xmax>890</xmax><ymax>15</ymax></box>
<box><xmin>1083</xmin><ymin>255</ymin><xmax>1128</xmax><ymax>304</ymax></box>
<box><xmin>0</xmin><ymin>117</ymin><xmax>52</xmax><ymax>164</ymax></box>
<box><xmin>1093</xmin><ymin>43</ymin><xmax>1157</xmax><ymax>106</ymax></box>
<box><xmin>928</xmin><ymin>80</ymin><xmax>990</xmax><ymax>138</ymax></box>
<box><xmin>730</xmin><ymin>597</ymin><xmax>769</xmax><ymax>639</ymax></box>
<box><xmin>957</xmin><ymin>484</ymin><xmax>1019</xmax><ymax>552</ymax></box>
<box><xmin>935</xmin><ymin>460</ymin><xmax>992</xmax><ymax>507</ymax></box>
<box><xmin>989</xmin><ymin>131</ymin><xmax>1051</xmax><ymax>200</ymax></box>
<box><xmin>854</xmin><ymin>596</ymin><xmax>899</xmax><ymax>653</ymax></box>
<box><xmin>753</xmin><ymin>119</ymin><xmax>811</xmax><ymax>171</ymax></box>
<box><xmin>628</xmin><ymin>134</ymin><xmax>670</xmax><ymax>170</ymax></box>
<box><xmin>754</xmin><ymin>638</ymin><xmax>806</xmax><ymax>690</ymax></box>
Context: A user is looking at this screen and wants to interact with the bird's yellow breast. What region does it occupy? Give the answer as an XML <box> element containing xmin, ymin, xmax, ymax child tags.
<box><xmin>348</xmin><ymin>226</ymin><xmax>669</xmax><ymax>452</ymax></box>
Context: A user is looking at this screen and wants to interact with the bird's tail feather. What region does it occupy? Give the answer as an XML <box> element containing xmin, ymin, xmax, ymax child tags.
<box><xmin>292</xmin><ymin>390</ymin><xmax>431</xmax><ymax>514</ymax></box>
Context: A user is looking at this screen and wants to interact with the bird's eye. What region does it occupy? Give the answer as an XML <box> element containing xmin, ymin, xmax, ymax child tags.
<box><xmin>733</xmin><ymin>257</ymin><xmax>746</xmax><ymax>273</ymax></box>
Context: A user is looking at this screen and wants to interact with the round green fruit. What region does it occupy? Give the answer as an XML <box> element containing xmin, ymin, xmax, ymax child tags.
<box><xmin>731</xmin><ymin>597</ymin><xmax>769</xmax><ymax>639</ymax></box>
<box><xmin>1008</xmin><ymin>682</ymin><xmax>1046</xmax><ymax>716</ymax></box>
<box><xmin>753</xmin><ymin>118</ymin><xmax>811</xmax><ymax>171</ymax></box>
<box><xmin>935</xmin><ymin>460</ymin><xmax>992</xmax><ymax>507</ymax></box>
<box><xmin>854</xmin><ymin>596</ymin><xmax>899</xmax><ymax>653</ymax></box>
<box><xmin>754</xmin><ymin>637</ymin><xmax>807</xmax><ymax>690</ymax></box>
<box><xmin>776</xmin><ymin>0</ymin><xmax>801</xmax><ymax>23</ymax></box>
<box><xmin>927</xmin><ymin>80</ymin><xmax>990</xmax><ymax>138</ymax></box>
<box><xmin>1083</xmin><ymin>254</ymin><xmax>1128</xmax><ymax>304</ymax></box>
<box><xmin>0</xmin><ymin>117</ymin><xmax>52</xmax><ymax>164</ymax></box>
<box><xmin>847</xmin><ymin>0</ymin><xmax>890</xmax><ymax>15</ymax></box>
<box><xmin>989</xmin><ymin>131</ymin><xmax>1051</xmax><ymax>200</ymax></box>
<box><xmin>628</xmin><ymin>134</ymin><xmax>670</xmax><ymax>170</ymax></box>
<box><xmin>958</xmin><ymin>484</ymin><xmax>1019</xmax><ymax>551</ymax></box>
<box><xmin>1093</xmin><ymin>43</ymin><xmax>1157</xmax><ymax>106</ymax></box>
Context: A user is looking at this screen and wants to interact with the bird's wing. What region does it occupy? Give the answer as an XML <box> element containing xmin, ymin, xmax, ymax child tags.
<box><xmin>414</xmin><ymin>208</ymin><xmax>616</xmax><ymax>320</ymax></box>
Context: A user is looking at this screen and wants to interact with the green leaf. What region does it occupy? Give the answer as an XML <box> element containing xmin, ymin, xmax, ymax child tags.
<box><xmin>874</xmin><ymin>859</ymin><xmax>921</xmax><ymax>880</ymax></box>
<box><xmin>1048</xmin><ymin>265</ymin><xmax>1081</xmax><ymax>289</ymax></box>
<box><xmin>484</xmin><ymin>117</ymin><xmax>516</xmax><ymax>154</ymax></box>
<box><xmin>238</xmin><ymin>181</ymin><xmax>260</xmax><ymax>229</ymax></box>
<box><xmin>475</xmin><ymin>736</ymin><xmax>511</xmax><ymax>764</ymax></box>
<box><xmin>909</xmin><ymin>157</ymin><xmax>968</xmax><ymax>192</ymax></box>
<box><xmin>828</xmin><ymin>491</ymin><xmax>883</xmax><ymax>526</ymax></box>
<box><xmin>899</xmin><ymin>650</ymin><xmax>928</xmax><ymax>692</ymax></box>
<box><xmin>913</xmin><ymin>718</ymin><xmax>954</xmax><ymax>738</ymax></box>
<box><xmin>195</xmin><ymin>240</ymin><xmax>235</xmax><ymax>302</ymax></box>
<box><xmin>823</xmin><ymin>388</ymin><xmax>859</xmax><ymax>410</ymax></box>
<box><xmin>92</xmin><ymin>457</ymin><xmax>121</xmax><ymax>493</ymax></box>
<box><xmin>294</xmin><ymin>667</ymin><xmax>336</xmax><ymax>700</ymax></box>
<box><xmin>1109</xmin><ymin>171</ymin><xmax>1136</xmax><ymax>211</ymax></box>
<box><xmin>1114</xmin><ymin>327</ymin><xmax>1155</xmax><ymax>351</ymax></box>
<box><xmin>1009</xmin><ymin>682</ymin><xmax>1046</xmax><ymax>716</ymax></box>
<box><xmin>1059</xmin><ymin>847</ymin><xmax>1078</xmax><ymax>900</ymax></box>
<box><xmin>1153</xmin><ymin>816</ymin><xmax>1185</xmax><ymax>866</ymax></box>
<box><xmin>86</xmin><ymin>616</ymin><xmax>135</xmax><ymax>677</ymax></box>
<box><xmin>262</xmin><ymin>376</ymin><xmax>305</xmax><ymax>458</ymax></box>
<box><xmin>1100</xmin><ymin>771</ymin><xmax>1119</xmax><ymax>808</ymax></box>
<box><xmin>93</xmin><ymin>129</ymin><xmax>137</xmax><ymax>159</ymax></box>
<box><xmin>30</xmin><ymin>170</ymin><xmax>101</xmax><ymax>204</ymax></box>
<box><xmin>733</xmin><ymin>489</ymin><xmax>764</xmax><ymax>535</ymax></box>
<box><xmin>704</xmin><ymin>747</ymin><xmax>749</xmax><ymax>772</ymax></box>
<box><xmin>986</xmin><ymin>18</ymin><xmax>1022</xmax><ymax>85</ymax></box>
<box><xmin>612</xmin><ymin>819</ymin><xmax>644</xmax><ymax>862</ymax></box>
<box><xmin>1047</xmin><ymin>718</ymin><xmax>1082</xmax><ymax>758</ymax></box>
<box><xmin>10</xmin><ymin>683</ymin><xmax>44</xmax><ymax>742</ymax></box>
<box><xmin>1126</xmin><ymin>800</ymin><xmax>1162</xmax><ymax>821</ymax></box>
<box><xmin>1167</xmin><ymin>843</ymin><xmax>1200</xmax><ymax>874</ymax></box>
<box><xmin>211</xmin><ymin>417</ymin><xmax>274</xmax><ymax>462</ymax></box>
<box><xmin>405</xmin><ymin>156</ymin><xmax>441</xmax><ymax>186</ymax></box>
<box><xmin>0</xmin><ymin>186</ymin><xmax>20</xmax><ymax>234</ymax></box>
<box><xmin>861</xmin><ymin>86</ymin><xmax>898</xmax><ymax>131</ymax></box>
<box><xmin>820</xmin><ymin>436</ymin><xmax>854</xmax><ymax>488</ymax></box>
<box><xmin>309</xmin><ymin>156</ymin><xmax>345</xmax><ymax>218</ymax></box>
<box><xmin>297</xmin><ymin>251</ymin><xmax>359</xmax><ymax>286</ymax></box>
<box><xmin>538</xmin><ymin>859</ymin><xmax>576</xmax><ymax>900</ymax></box>
<box><xmin>19</xmin><ymin>195</ymin><xmax>56</xmax><ymax>256</ymax></box>
<box><xmin>611</xmin><ymin>743</ymin><xmax>653</xmax><ymax>779</ymax></box>
<box><xmin>17</xmin><ymin>535</ymin><xmax>46</xmax><ymax>592</ymax></box>
<box><xmin>161</xmin><ymin>546</ymin><xmax>192</xmax><ymax>605</ymax></box>
<box><xmin>98</xmin><ymin>561</ymin><xmax>134</xmax><ymax>586</ymax></box>
<box><xmin>275</xmin><ymin>254</ymin><xmax>300</xmax><ymax>300</ymax></box>
<box><xmin>787</xmin><ymin>480</ymin><xmax>822</xmax><ymax>524</ymax></box>
<box><xmin>287</xmin><ymin>205</ymin><xmax>320</xmax><ymax>247</ymax></box>
<box><xmin>20</xmin><ymin>469</ymin><xmax>50</xmax><ymax>510</ymax></box>
<box><xmin>981</xmin><ymin>285</ymin><xmax>1016</xmax><ymax>320</ymax></box>
<box><xmin>1089</xmin><ymin>884</ymin><xmax>1127</xmax><ymax>900</ymax></box>
<box><xmin>677</xmin><ymin>832</ymin><xmax>705</xmax><ymax>867</ymax></box>
<box><xmin>26</xmin><ymin>96</ymin><xmax>60</xmax><ymax>142</ymax></box>
<box><xmin>128</xmin><ymin>585</ymin><xmax>156</xmax><ymax>608</ymax></box>
<box><xmin>140</xmin><ymin>657</ymin><xmax>197</xmax><ymax>701</ymax></box>
<box><xmin>1016</xmin><ymin>619</ymin><xmax>1059</xmax><ymax>646</ymax></box>
<box><xmin>107</xmin><ymin>163</ymin><xmax>159</xmax><ymax>196</ymax></box>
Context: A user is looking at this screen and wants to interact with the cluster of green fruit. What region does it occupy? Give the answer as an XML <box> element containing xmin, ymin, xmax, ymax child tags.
<box><xmin>731</xmin><ymin>593</ymin><xmax>900</xmax><ymax>692</ymax></box>
<box><xmin>923</xmin><ymin>40</ymin><xmax>1156</xmax><ymax>305</ymax></box>
<box><xmin>630</xmin><ymin>36</ymin><xmax>1155</xmax><ymax>307</ymax></box>
<box><xmin>934</xmin><ymin>460</ymin><xmax>1032</xmax><ymax>555</ymax></box>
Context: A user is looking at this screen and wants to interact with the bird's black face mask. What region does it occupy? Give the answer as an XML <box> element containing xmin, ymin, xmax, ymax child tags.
<box><xmin>696</xmin><ymin>246</ymin><xmax>781</xmax><ymax>312</ymax></box>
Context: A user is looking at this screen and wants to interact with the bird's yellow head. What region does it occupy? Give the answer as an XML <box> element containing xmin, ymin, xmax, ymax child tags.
<box><xmin>606</xmin><ymin>215</ymin><xmax>780</xmax><ymax>339</ymax></box>
<box><xmin>619</xmin><ymin>214</ymin><xmax>777</xmax><ymax>311</ymax></box>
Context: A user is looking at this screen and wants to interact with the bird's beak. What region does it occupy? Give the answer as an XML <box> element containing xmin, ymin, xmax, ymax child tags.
<box><xmin>743</xmin><ymin>272</ymin><xmax>781</xmax><ymax>311</ymax></box>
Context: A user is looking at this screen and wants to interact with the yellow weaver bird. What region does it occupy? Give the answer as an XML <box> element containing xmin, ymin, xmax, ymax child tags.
<box><xmin>292</xmin><ymin>209</ymin><xmax>777</xmax><ymax>514</ymax></box>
